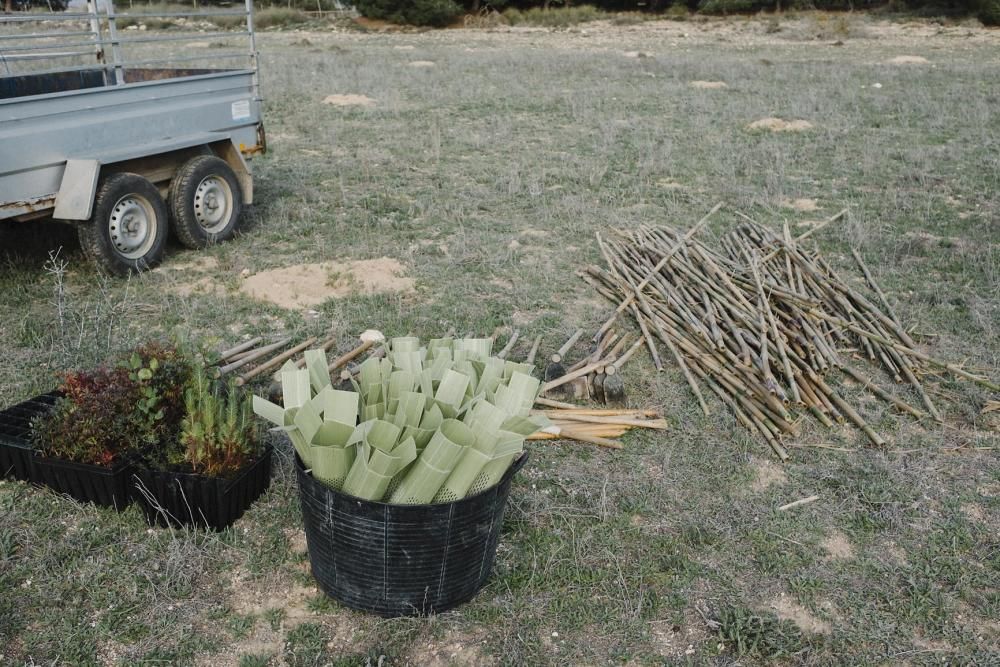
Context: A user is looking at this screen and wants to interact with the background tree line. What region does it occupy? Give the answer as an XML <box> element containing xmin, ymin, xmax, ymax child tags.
<box><xmin>354</xmin><ymin>0</ymin><xmax>997</xmax><ymax>26</ymax></box>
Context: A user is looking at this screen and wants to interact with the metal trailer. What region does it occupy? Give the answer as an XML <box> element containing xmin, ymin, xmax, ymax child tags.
<box><xmin>0</xmin><ymin>0</ymin><xmax>266</xmax><ymax>274</ymax></box>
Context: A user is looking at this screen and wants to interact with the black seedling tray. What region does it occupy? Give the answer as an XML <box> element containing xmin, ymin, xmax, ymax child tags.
<box><xmin>130</xmin><ymin>446</ymin><xmax>272</xmax><ymax>531</ymax></box>
<box><xmin>0</xmin><ymin>392</ymin><xmax>60</xmax><ymax>482</ymax></box>
<box><xmin>296</xmin><ymin>452</ymin><xmax>528</xmax><ymax>617</ymax></box>
<box><xmin>32</xmin><ymin>455</ymin><xmax>132</xmax><ymax>510</ymax></box>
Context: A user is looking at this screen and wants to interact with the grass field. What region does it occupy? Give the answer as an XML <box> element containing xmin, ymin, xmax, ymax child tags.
<box><xmin>1</xmin><ymin>14</ymin><xmax>999</xmax><ymax>666</ymax></box>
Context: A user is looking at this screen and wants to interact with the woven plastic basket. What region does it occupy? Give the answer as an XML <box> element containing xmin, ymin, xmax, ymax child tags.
<box><xmin>296</xmin><ymin>451</ymin><xmax>527</xmax><ymax>617</ymax></box>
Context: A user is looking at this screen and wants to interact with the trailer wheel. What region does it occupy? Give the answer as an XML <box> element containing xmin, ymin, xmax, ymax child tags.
<box><xmin>78</xmin><ymin>173</ymin><xmax>168</xmax><ymax>275</ymax></box>
<box><xmin>169</xmin><ymin>156</ymin><xmax>243</xmax><ymax>249</ymax></box>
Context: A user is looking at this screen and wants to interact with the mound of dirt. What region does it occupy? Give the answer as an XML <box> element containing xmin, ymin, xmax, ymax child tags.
<box><xmin>322</xmin><ymin>94</ymin><xmax>377</xmax><ymax>107</ymax></box>
<box><xmin>240</xmin><ymin>258</ymin><xmax>415</xmax><ymax>309</ymax></box>
<box><xmin>887</xmin><ymin>55</ymin><xmax>930</xmax><ymax>64</ymax></box>
<box><xmin>780</xmin><ymin>197</ymin><xmax>818</xmax><ymax>212</ymax></box>
<box><xmin>689</xmin><ymin>80</ymin><xmax>727</xmax><ymax>89</ymax></box>
<box><xmin>747</xmin><ymin>117</ymin><xmax>814</xmax><ymax>132</ymax></box>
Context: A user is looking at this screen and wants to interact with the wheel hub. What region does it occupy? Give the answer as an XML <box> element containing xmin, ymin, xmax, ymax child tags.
<box><xmin>109</xmin><ymin>195</ymin><xmax>156</xmax><ymax>259</ymax></box>
<box><xmin>194</xmin><ymin>176</ymin><xmax>233</xmax><ymax>233</ymax></box>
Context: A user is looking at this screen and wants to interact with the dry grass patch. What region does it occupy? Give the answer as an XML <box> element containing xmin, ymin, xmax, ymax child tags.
<box><xmin>689</xmin><ymin>80</ymin><xmax>727</xmax><ymax>89</ymax></box>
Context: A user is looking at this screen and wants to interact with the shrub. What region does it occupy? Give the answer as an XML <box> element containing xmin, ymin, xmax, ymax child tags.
<box><xmin>33</xmin><ymin>342</ymin><xmax>192</xmax><ymax>467</ymax></box>
<box><xmin>979</xmin><ymin>0</ymin><xmax>1000</xmax><ymax>24</ymax></box>
<box><xmin>353</xmin><ymin>0</ymin><xmax>463</xmax><ymax>26</ymax></box>
<box><xmin>503</xmin><ymin>4</ymin><xmax>608</xmax><ymax>26</ymax></box>
<box><xmin>33</xmin><ymin>366</ymin><xmax>143</xmax><ymax>466</ymax></box>
<box><xmin>697</xmin><ymin>0</ymin><xmax>761</xmax><ymax>14</ymax></box>
<box><xmin>253</xmin><ymin>7</ymin><xmax>310</xmax><ymax>29</ymax></box>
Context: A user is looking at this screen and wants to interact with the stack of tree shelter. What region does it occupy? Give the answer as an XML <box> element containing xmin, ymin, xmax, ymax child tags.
<box><xmin>583</xmin><ymin>205</ymin><xmax>998</xmax><ymax>459</ymax></box>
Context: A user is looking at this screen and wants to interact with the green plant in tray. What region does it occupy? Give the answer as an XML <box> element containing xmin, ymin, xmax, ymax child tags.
<box><xmin>32</xmin><ymin>341</ymin><xmax>192</xmax><ymax>467</ymax></box>
<box><xmin>181</xmin><ymin>363</ymin><xmax>260</xmax><ymax>478</ymax></box>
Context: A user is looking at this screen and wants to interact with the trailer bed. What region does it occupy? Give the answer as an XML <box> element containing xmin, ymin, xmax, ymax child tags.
<box><xmin>0</xmin><ymin>67</ymin><xmax>263</xmax><ymax>221</ymax></box>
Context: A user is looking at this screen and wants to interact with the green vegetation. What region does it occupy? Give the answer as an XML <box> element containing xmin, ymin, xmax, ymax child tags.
<box><xmin>354</xmin><ymin>0</ymin><xmax>464</xmax><ymax>26</ymax></box>
<box><xmin>503</xmin><ymin>4</ymin><xmax>611</xmax><ymax>26</ymax></box>
<box><xmin>181</xmin><ymin>366</ymin><xmax>260</xmax><ymax>477</ymax></box>
<box><xmin>32</xmin><ymin>342</ymin><xmax>190</xmax><ymax>466</ymax></box>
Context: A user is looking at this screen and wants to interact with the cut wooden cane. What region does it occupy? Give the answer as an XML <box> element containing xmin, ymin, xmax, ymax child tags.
<box><xmin>497</xmin><ymin>330</ymin><xmax>520</xmax><ymax>360</ymax></box>
<box><xmin>602</xmin><ymin>337</ymin><xmax>645</xmax><ymax>407</ymax></box>
<box><xmin>217</xmin><ymin>338</ymin><xmax>291</xmax><ymax>377</ymax></box>
<box><xmin>526</xmin><ymin>335</ymin><xmax>542</xmax><ymax>365</ymax></box>
<box><xmin>235</xmin><ymin>337</ymin><xmax>318</xmax><ymax>386</ymax></box>
<box><xmin>544</xmin><ymin>328</ymin><xmax>584</xmax><ymax>383</ymax></box>
<box><xmin>219</xmin><ymin>337</ymin><xmax>263</xmax><ymax>362</ymax></box>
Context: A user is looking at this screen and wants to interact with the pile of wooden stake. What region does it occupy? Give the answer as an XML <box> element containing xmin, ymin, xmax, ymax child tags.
<box><xmin>582</xmin><ymin>205</ymin><xmax>998</xmax><ymax>459</ymax></box>
<box><xmin>526</xmin><ymin>396</ymin><xmax>667</xmax><ymax>449</ymax></box>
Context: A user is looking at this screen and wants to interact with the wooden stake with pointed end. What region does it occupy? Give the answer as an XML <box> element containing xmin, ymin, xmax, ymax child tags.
<box><xmin>544</xmin><ymin>328</ymin><xmax>583</xmax><ymax>383</ymax></box>
<box><xmin>602</xmin><ymin>338</ymin><xmax>645</xmax><ymax>407</ymax></box>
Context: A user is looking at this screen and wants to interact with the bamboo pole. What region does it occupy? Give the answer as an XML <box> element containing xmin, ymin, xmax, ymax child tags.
<box><xmin>217</xmin><ymin>338</ymin><xmax>291</xmax><ymax>376</ymax></box>
<box><xmin>592</xmin><ymin>202</ymin><xmax>723</xmax><ymax>343</ymax></box>
<box><xmin>235</xmin><ymin>337</ymin><xmax>318</xmax><ymax>386</ymax></box>
<box><xmin>219</xmin><ymin>337</ymin><xmax>263</xmax><ymax>361</ymax></box>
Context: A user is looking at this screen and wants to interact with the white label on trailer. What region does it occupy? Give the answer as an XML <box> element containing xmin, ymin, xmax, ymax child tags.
<box><xmin>231</xmin><ymin>99</ymin><xmax>251</xmax><ymax>121</ymax></box>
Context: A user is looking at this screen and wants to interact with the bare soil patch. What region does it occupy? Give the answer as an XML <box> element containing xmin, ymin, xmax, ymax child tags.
<box><xmin>656</xmin><ymin>178</ymin><xmax>687</xmax><ymax>190</ymax></box>
<box><xmin>960</xmin><ymin>503</ymin><xmax>985</xmax><ymax>524</ymax></box>
<box><xmin>520</xmin><ymin>228</ymin><xmax>550</xmax><ymax>238</ymax></box>
<box><xmin>240</xmin><ymin>258</ymin><xmax>415</xmax><ymax>309</ymax></box>
<box><xmin>162</xmin><ymin>254</ymin><xmax>219</xmax><ymax>273</ymax></box>
<box><xmin>407</xmin><ymin>629</ymin><xmax>494</xmax><ymax>667</ymax></box>
<box><xmin>689</xmin><ymin>80</ymin><xmax>727</xmax><ymax>89</ymax></box>
<box><xmin>820</xmin><ymin>530</ymin><xmax>855</xmax><ymax>560</ymax></box>
<box><xmin>650</xmin><ymin>609</ymin><xmax>712</xmax><ymax>659</ymax></box>
<box><xmin>747</xmin><ymin>117</ymin><xmax>814</xmax><ymax>132</ymax></box>
<box><xmin>322</xmin><ymin>94</ymin><xmax>377</xmax><ymax>107</ymax></box>
<box><xmin>780</xmin><ymin>197</ymin><xmax>819</xmax><ymax>212</ymax></box>
<box><xmin>218</xmin><ymin>568</ymin><xmax>361</xmax><ymax>665</ymax></box>
<box><xmin>173</xmin><ymin>277</ymin><xmax>226</xmax><ymax>298</ymax></box>
<box><xmin>887</xmin><ymin>55</ymin><xmax>930</xmax><ymax>64</ymax></box>
<box><xmin>751</xmin><ymin>459</ymin><xmax>787</xmax><ymax>492</ymax></box>
<box><xmin>769</xmin><ymin>595</ymin><xmax>832</xmax><ymax>634</ymax></box>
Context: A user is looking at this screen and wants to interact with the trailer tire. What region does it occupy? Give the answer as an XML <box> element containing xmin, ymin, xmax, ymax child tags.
<box><xmin>169</xmin><ymin>156</ymin><xmax>243</xmax><ymax>249</ymax></box>
<box><xmin>78</xmin><ymin>173</ymin><xmax>168</xmax><ymax>275</ymax></box>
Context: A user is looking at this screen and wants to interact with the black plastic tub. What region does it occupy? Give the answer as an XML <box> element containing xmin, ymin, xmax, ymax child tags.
<box><xmin>32</xmin><ymin>455</ymin><xmax>132</xmax><ymax>510</ymax></box>
<box><xmin>0</xmin><ymin>392</ymin><xmax>60</xmax><ymax>481</ymax></box>
<box><xmin>130</xmin><ymin>446</ymin><xmax>272</xmax><ymax>531</ymax></box>
<box><xmin>296</xmin><ymin>452</ymin><xmax>528</xmax><ymax>617</ymax></box>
